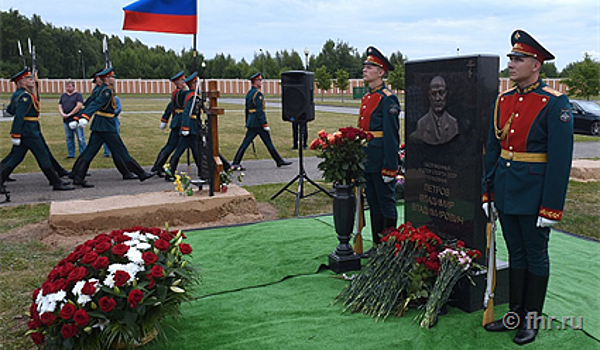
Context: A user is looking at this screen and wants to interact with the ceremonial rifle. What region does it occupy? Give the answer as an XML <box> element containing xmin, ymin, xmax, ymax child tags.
<box><xmin>28</xmin><ymin>38</ymin><xmax>40</xmax><ymax>101</ymax></box>
<box><xmin>198</xmin><ymin>62</ymin><xmax>215</xmax><ymax>196</ymax></box>
<box><xmin>102</xmin><ymin>36</ymin><xmax>112</xmax><ymax>69</ymax></box>
<box><xmin>352</xmin><ymin>183</ymin><xmax>365</xmax><ymax>255</ymax></box>
<box><xmin>482</xmin><ymin>177</ymin><xmax>497</xmax><ymax>326</ymax></box>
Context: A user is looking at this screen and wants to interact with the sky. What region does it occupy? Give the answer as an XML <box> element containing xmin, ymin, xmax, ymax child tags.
<box><xmin>2</xmin><ymin>0</ymin><xmax>599</xmax><ymax>71</ymax></box>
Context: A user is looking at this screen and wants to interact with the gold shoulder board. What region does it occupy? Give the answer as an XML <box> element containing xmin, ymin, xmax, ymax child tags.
<box><xmin>383</xmin><ymin>88</ymin><xmax>393</xmax><ymax>97</ymax></box>
<box><xmin>542</xmin><ymin>86</ymin><xmax>563</xmax><ymax>97</ymax></box>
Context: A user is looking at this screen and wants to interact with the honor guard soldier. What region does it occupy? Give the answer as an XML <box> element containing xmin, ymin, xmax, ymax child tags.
<box><xmin>151</xmin><ymin>70</ymin><xmax>187</xmax><ymax>177</ymax></box>
<box><xmin>231</xmin><ymin>72</ymin><xmax>292</xmax><ymax>170</ymax></box>
<box><xmin>0</xmin><ymin>68</ymin><xmax>74</xmax><ymax>193</ymax></box>
<box><xmin>481</xmin><ymin>29</ymin><xmax>573</xmax><ymax>345</ymax></box>
<box><xmin>71</xmin><ymin>67</ymin><xmax>155</xmax><ymax>187</ymax></box>
<box><xmin>358</xmin><ymin>47</ymin><xmax>400</xmax><ymax>254</ymax></box>
<box><xmin>166</xmin><ymin>72</ymin><xmax>203</xmax><ymax>179</ymax></box>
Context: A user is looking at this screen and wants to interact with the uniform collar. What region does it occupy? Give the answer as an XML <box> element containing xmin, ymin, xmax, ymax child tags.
<box><xmin>516</xmin><ymin>79</ymin><xmax>542</xmax><ymax>94</ymax></box>
<box><xmin>369</xmin><ymin>83</ymin><xmax>385</xmax><ymax>93</ymax></box>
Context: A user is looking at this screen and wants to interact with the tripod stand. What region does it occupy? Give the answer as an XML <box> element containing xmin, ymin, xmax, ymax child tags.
<box><xmin>271</xmin><ymin>121</ymin><xmax>331</xmax><ymax>216</ymax></box>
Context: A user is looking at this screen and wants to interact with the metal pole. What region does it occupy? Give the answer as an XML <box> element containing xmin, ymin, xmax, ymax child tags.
<box><xmin>79</xmin><ymin>49</ymin><xmax>86</xmax><ymax>93</ymax></box>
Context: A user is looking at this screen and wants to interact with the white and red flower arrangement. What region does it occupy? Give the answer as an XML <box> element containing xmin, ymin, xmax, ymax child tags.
<box><xmin>27</xmin><ymin>226</ymin><xmax>199</xmax><ymax>349</ymax></box>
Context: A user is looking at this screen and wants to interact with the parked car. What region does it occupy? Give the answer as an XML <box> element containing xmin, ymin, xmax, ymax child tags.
<box><xmin>570</xmin><ymin>100</ymin><xmax>600</xmax><ymax>136</ymax></box>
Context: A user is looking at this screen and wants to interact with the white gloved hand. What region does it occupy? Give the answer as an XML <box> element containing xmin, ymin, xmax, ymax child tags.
<box><xmin>160</xmin><ymin>122</ymin><xmax>167</xmax><ymax>130</ymax></box>
<box><xmin>78</xmin><ymin>118</ymin><xmax>88</xmax><ymax>128</ymax></box>
<box><xmin>481</xmin><ymin>202</ymin><xmax>497</xmax><ymax>218</ymax></box>
<box><xmin>68</xmin><ymin>121</ymin><xmax>78</xmax><ymax>130</ymax></box>
<box><xmin>11</xmin><ymin>138</ymin><xmax>21</xmax><ymax>146</ymax></box>
<box><xmin>263</xmin><ymin>126</ymin><xmax>271</xmax><ymax>132</ymax></box>
<box><xmin>382</xmin><ymin>175</ymin><xmax>395</xmax><ymax>183</ymax></box>
<box><xmin>181</xmin><ymin>130</ymin><xmax>190</xmax><ymax>136</ymax></box>
<box><xmin>536</xmin><ymin>216</ymin><xmax>558</xmax><ymax>228</ymax></box>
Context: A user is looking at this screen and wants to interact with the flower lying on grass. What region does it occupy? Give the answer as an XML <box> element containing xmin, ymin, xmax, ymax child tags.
<box><xmin>27</xmin><ymin>226</ymin><xmax>199</xmax><ymax>349</ymax></box>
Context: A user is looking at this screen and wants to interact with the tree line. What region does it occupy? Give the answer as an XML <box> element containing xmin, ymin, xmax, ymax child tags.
<box><xmin>1</xmin><ymin>9</ymin><xmax>598</xmax><ymax>99</ymax></box>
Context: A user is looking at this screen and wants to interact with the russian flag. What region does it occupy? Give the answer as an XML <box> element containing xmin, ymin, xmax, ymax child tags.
<box><xmin>123</xmin><ymin>0</ymin><xmax>197</xmax><ymax>35</ymax></box>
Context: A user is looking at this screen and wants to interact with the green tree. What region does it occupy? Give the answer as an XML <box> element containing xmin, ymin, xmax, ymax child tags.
<box><xmin>333</xmin><ymin>69</ymin><xmax>349</xmax><ymax>102</ymax></box>
<box><xmin>315</xmin><ymin>65</ymin><xmax>332</xmax><ymax>101</ymax></box>
<box><xmin>562</xmin><ymin>53</ymin><xmax>600</xmax><ymax>100</ymax></box>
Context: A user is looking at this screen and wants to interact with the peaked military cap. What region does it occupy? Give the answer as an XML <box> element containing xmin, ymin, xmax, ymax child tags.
<box><xmin>249</xmin><ymin>72</ymin><xmax>262</xmax><ymax>81</ymax></box>
<box><xmin>98</xmin><ymin>67</ymin><xmax>114</xmax><ymax>78</ymax></box>
<box><xmin>10</xmin><ymin>68</ymin><xmax>31</xmax><ymax>83</ymax></box>
<box><xmin>508</xmin><ymin>29</ymin><xmax>555</xmax><ymax>62</ymax></box>
<box><xmin>184</xmin><ymin>72</ymin><xmax>198</xmax><ymax>84</ymax></box>
<box><xmin>90</xmin><ymin>68</ymin><xmax>103</xmax><ymax>80</ymax></box>
<box><xmin>363</xmin><ymin>46</ymin><xmax>395</xmax><ymax>72</ymax></box>
<box><xmin>170</xmin><ymin>70</ymin><xmax>185</xmax><ymax>81</ymax></box>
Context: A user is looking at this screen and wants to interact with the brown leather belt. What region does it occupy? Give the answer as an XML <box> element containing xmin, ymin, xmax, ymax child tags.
<box><xmin>500</xmin><ymin>149</ymin><xmax>547</xmax><ymax>162</ymax></box>
<box><xmin>96</xmin><ymin>111</ymin><xmax>115</xmax><ymax>118</ymax></box>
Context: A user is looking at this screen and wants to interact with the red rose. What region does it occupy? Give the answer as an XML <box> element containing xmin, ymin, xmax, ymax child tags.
<box><xmin>30</xmin><ymin>332</ymin><xmax>44</xmax><ymax>345</ymax></box>
<box><xmin>81</xmin><ymin>251</ymin><xmax>98</xmax><ymax>264</ymax></box>
<box><xmin>32</xmin><ymin>288</ymin><xmax>40</xmax><ymax>302</ymax></box>
<box><xmin>30</xmin><ymin>303</ymin><xmax>40</xmax><ymax>322</ymax></box>
<box><xmin>40</xmin><ymin>312</ymin><xmax>56</xmax><ymax>326</ymax></box>
<box><xmin>456</xmin><ymin>240</ymin><xmax>465</xmax><ymax>248</ymax></box>
<box><xmin>52</xmin><ymin>278</ymin><xmax>68</xmax><ymax>292</ymax></box>
<box><xmin>179</xmin><ymin>243</ymin><xmax>192</xmax><ymax>255</ymax></box>
<box><xmin>128</xmin><ymin>289</ymin><xmax>144</xmax><ymax>308</ymax></box>
<box><xmin>110</xmin><ymin>229</ymin><xmax>125</xmax><ymax>237</ymax></box>
<box><xmin>142</xmin><ymin>251</ymin><xmax>158</xmax><ymax>265</ymax></box>
<box><xmin>67</xmin><ymin>267</ymin><xmax>88</xmax><ymax>284</ymax></box>
<box><xmin>58</xmin><ymin>262</ymin><xmax>75</xmax><ymax>277</ymax></box>
<box><xmin>309</xmin><ymin>138</ymin><xmax>323</xmax><ymax>150</ymax></box>
<box><xmin>59</xmin><ymin>303</ymin><xmax>76</xmax><ymax>320</ymax></box>
<box><xmin>159</xmin><ymin>231</ymin><xmax>174</xmax><ymax>241</ymax></box>
<box><xmin>99</xmin><ymin>296</ymin><xmax>117</xmax><ymax>312</ymax></box>
<box><xmin>73</xmin><ymin>309</ymin><xmax>89</xmax><ymax>326</ymax></box>
<box><xmin>92</xmin><ymin>256</ymin><xmax>109</xmax><ymax>270</ymax></box>
<box><xmin>112</xmin><ymin>234</ymin><xmax>131</xmax><ymax>243</ymax></box>
<box><xmin>366</xmin><ymin>132</ymin><xmax>374</xmax><ymax>141</ymax></box>
<box><xmin>150</xmin><ymin>265</ymin><xmax>164</xmax><ymax>278</ymax></box>
<box><xmin>111</xmin><ymin>243</ymin><xmax>130</xmax><ymax>257</ymax></box>
<box><xmin>61</xmin><ymin>323</ymin><xmax>78</xmax><ymax>339</ymax></box>
<box><xmin>81</xmin><ymin>281</ymin><xmax>96</xmax><ymax>295</ymax></box>
<box><xmin>113</xmin><ymin>270</ymin><xmax>131</xmax><ymax>287</ymax></box>
<box><xmin>318</xmin><ymin>129</ymin><xmax>327</xmax><ymax>138</ymax></box>
<box><xmin>148</xmin><ymin>277</ymin><xmax>155</xmax><ymax>290</ymax></box>
<box><xmin>94</xmin><ymin>241</ymin><xmax>112</xmax><ymax>254</ymax></box>
<box><xmin>47</xmin><ymin>269</ymin><xmax>60</xmax><ymax>281</ymax></box>
<box><xmin>28</xmin><ymin>318</ymin><xmax>42</xmax><ymax>330</ymax></box>
<box><xmin>154</xmin><ymin>239</ymin><xmax>170</xmax><ymax>252</ymax></box>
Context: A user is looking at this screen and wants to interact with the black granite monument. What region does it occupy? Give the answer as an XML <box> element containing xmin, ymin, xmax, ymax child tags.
<box><xmin>404</xmin><ymin>55</ymin><xmax>508</xmax><ymax>312</ymax></box>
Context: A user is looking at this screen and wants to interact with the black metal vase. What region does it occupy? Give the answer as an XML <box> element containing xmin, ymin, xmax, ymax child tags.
<box><xmin>329</xmin><ymin>183</ymin><xmax>361</xmax><ymax>273</ymax></box>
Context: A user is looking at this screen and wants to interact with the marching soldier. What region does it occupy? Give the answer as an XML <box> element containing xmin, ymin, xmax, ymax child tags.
<box><xmin>0</xmin><ymin>68</ymin><xmax>74</xmax><ymax>193</ymax></box>
<box><xmin>70</xmin><ymin>67</ymin><xmax>154</xmax><ymax>187</ymax></box>
<box><xmin>357</xmin><ymin>47</ymin><xmax>400</xmax><ymax>255</ymax></box>
<box><xmin>231</xmin><ymin>72</ymin><xmax>292</xmax><ymax>170</ymax></box>
<box><xmin>481</xmin><ymin>29</ymin><xmax>573</xmax><ymax>345</ymax></box>
<box><xmin>151</xmin><ymin>71</ymin><xmax>187</xmax><ymax>178</ymax></box>
<box><xmin>165</xmin><ymin>72</ymin><xmax>203</xmax><ymax>179</ymax></box>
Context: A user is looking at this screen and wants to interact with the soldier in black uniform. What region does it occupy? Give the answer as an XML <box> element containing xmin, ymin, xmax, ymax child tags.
<box><xmin>482</xmin><ymin>30</ymin><xmax>573</xmax><ymax>345</ymax></box>
<box><xmin>0</xmin><ymin>68</ymin><xmax>74</xmax><ymax>193</ymax></box>
<box><xmin>70</xmin><ymin>67</ymin><xmax>154</xmax><ymax>187</ymax></box>
<box><xmin>151</xmin><ymin>71</ymin><xmax>187</xmax><ymax>177</ymax></box>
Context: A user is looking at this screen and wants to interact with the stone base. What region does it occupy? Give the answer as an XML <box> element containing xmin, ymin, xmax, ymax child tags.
<box><xmin>49</xmin><ymin>184</ymin><xmax>262</xmax><ymax>235</ymax></box>
<box><xmin>449</xmin><ymin>258</ymin><xmax>509</xmax><ymax>313</ymax></box>
<box><xmin>328</xmin><ymin>252</ymin><xmax>362</xmax><ymax>273</ymax></box>
<box><xmin>570</xmin><ymin>160</ymin><xmax>600</xmax><ymax>182</ymax></box>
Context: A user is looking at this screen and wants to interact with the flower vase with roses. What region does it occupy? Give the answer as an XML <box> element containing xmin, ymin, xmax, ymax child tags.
<box><xmin>27</xmin><ymin>226</ymin><xmax>199</xmax><ymax>349</ymax></box>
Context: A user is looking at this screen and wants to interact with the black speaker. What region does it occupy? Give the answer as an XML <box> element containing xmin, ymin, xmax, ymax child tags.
<box><xmin>281</xmin><ymin>70</ymin><xmax>315</xmax><ymax>122</ymax></box>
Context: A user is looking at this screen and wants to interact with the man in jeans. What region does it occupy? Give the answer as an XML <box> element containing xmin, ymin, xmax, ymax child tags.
<box><xmin>58</xmin><ymin>81</ymin><xmax>86</xmax><ymax>158</ymax></box>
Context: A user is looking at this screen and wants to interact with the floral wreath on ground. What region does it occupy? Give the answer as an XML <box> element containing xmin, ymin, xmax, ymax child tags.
<box><xmin>335</xmin><ymin>222</ymin><xmax>481</xmax><ymax>328</ymax></box>
<box><xmin>27</xmin><ymin>226</ymin><xmax>199</xmax><ymax>349</ymax></box>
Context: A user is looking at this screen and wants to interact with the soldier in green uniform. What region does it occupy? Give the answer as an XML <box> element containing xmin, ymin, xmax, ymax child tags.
<box><xmin>358</xmin><ymin>47</ymin><xmax>400</xmax><ymax>254</ymax></box>
<box><xmin>70</xmin><ymin>67</ymin><xmax>155</xmax><ymax>187</ymax></box>
<box><xmin>165</xmin><ymin>72</ymin><xmax>203</xmax><ymax>179</ymax></box>
<box><xmin>151</xmin><ymin>71</ymin><xmax>187</xmax><ymax>178</ymax></box>
<box><xmin>231</xmin><ymin>72</ymin><xmax>291</xmax><ymax>170</ymax></box>
<box><xmin>0</xmin><ymin>68</ymin><xmax>74</xmax><ymax>193</ymax></box>
<box><xmin>481</xmin><ymin>30</ymin><xmax>573</xmax><ymax>345</ymax></box>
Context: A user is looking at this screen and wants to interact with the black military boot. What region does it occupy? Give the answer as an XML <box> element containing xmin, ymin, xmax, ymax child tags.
<box><xmin>72</xmin><ymin>160</ymin><xmax>94</xmax><ymax>188</ymax></box>
<box><xmin>151</xmin><ymin>150</ymin><xmax>170</xmax><ymax>178</ymax></box>
<box><xmin>484</xmin><ymin>268</ymin><xmax>527</xmax><ymax>332</ymax></box>
<box><xmin>362</xmin><ymin>213</ymin><xmax>384</xmax><ymax>258</ymax></box>
<box><xmin>49</xmin><ymin>153</ymin><xmax>71</xmax><ymax>177</ymax></box>
<box><xmin>42</xmin><ymin>168</ymin><xmax>74</xmax><ymax>191</ymax></box>
<box><xmin>382</xmin><ymin>216</ymin><xmax>397</xmax><ymax>236</ymax></box>
<box><xmin>0</xmin><ymin>163</ymin><xmax>12</xmax><ymax>194</ymax></box>
<box><xmin>268</xmin><ymin>148</ymin><xmax>292</xmax><ymax>167</ymax></box>
<box><xmin>124</xmin><ymin>160</ymin><xmax>155</xmax><ymax>182</ymax></box>
<box><xmin>513</xmin><ymin>273</ymin><xmax>549</xmax><ymax>345</ymax></box>
<box><xmin>112</xmin><ymin>155</ymin><xmax>138</xmax><ymax>180</ymax></box>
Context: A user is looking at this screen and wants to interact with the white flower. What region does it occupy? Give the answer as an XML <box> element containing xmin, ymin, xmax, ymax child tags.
<box><xmin>36</xmin><ymin>290</ymin><xmax>67</xmax><ymax>314</ymax></box>
<box><xmin>135</xmin><ymin>242</ymin><xmax>151</xmax><ymax>250</ymax></box>
<box><xmin>104</xmin><ymin>263</ymin><xmax>143</xmax><ymax>288</ymax></box>
<box><xmin>72</xmin><ymin>279</ymin><xmax>99</xmax><ymax>306</ymax></box>
<box><xmin>124</xmin><ymin>230</ymin><xmax>143</xmax><ymax>241</ymax></box>
<box><xmin>126</xmin><ymin>248</ymin><xmax>143</xmax><ymax>265</ymax></box>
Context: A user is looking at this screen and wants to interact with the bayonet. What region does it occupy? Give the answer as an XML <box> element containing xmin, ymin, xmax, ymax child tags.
<box><xmin>17</xmin><ymin>41</ymin><xmax>26</xmax><ymax>68</ymax></box>
<box><xmin>102</xmin><ymin>36</ymin><xmax>112</xmax><ymax>69</ymax></box>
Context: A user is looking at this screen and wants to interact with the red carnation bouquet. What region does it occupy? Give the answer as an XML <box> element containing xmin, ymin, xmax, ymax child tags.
<box><xmin>26</xmin><ymin>226</ymin><xmax>199</xmax><ymax>349</ymax></box>
<box><xmin>309</xmin><ymin>127</ymin><xmax>373</xmax><ymax>185</ymax></box>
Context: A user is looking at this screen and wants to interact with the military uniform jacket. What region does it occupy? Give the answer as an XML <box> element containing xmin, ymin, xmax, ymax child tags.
<box><xmin>160</xmin><ymin>88</ymin><xmax>187</xmax><ymax>129</ymax></box>
<box><xmin>180</xmin><ymin>90</ymin><xmax>201</xmax><ymax>135</ymax></box>
<box><xmin>483</xmin><ymin>79</ymin><xmax>573</xmax><ymax>220</ymax></box>
<box><xmin>7</xmin><ymin>87</ymin><xmax>41</xmax><ymax>138</ymax></box>
<box><xmin>80</xmin><ymin>84</ymin><xmax>118</xmax><ymax>133</ymax></box>
<box><xmin>245</xmin><ymin>87</ymin><xmax>268</xmax><ymax>129</ymax></box>
<box><xmin>358</xmin><ymin>84</ymin><xmax>400</xmax><ymax>176</ymax></box>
